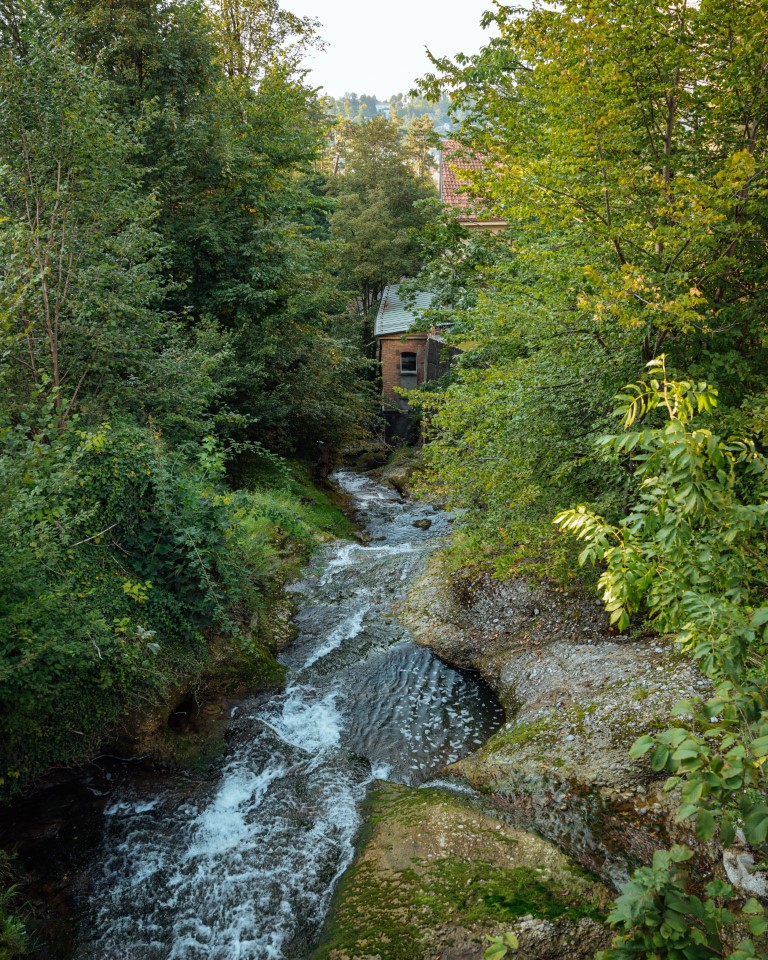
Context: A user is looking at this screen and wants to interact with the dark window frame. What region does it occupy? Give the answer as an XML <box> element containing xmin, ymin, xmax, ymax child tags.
<box><xmin>400</xmin><ymin>352</ymin><xmax>418</xmax><ymax>374</ymax></box>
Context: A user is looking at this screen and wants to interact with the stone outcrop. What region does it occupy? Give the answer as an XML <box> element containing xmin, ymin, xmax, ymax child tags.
<box><xmin>399</xmin><ymin>557</ymin><xmax>711</xmax><ymax>886</ymax></box>
<box><xmin>314</xmin><ymin>784</ymin><xmax>611</xmax><ymax>960</ymax></box>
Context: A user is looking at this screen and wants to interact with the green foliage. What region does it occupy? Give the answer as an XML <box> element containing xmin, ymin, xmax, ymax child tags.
<box><xmin>597</xmin><ymin>846</ymin><xmax>766</xmax><ymax>960</ymax></box>
<box><xmin>0</xmin><ymin>414</ymin><xmax>347</xmax><ymax>798</ymax></box>
<box><xmin>327</xmin><ymin>116</ymin><xmax>438</xmax><ymax>313</ymax></box>
<box><xmin>558</xmin><ymin>365</ymin><xmax>768</xmax><ymax>958</ymax></box>
<box><xmin>407</xmin><ymin>1</ymin><xmax>768</xmax><ymax>956</ymax></box>
<box><xmin>0</xmin><ymin>17</ymin><xmax>174</xmax><ymax>431</ymax></box>
<box><xmin>409</xmin><ymin>0</ymin><xmax>768</xmax><ymax>572</ymax></box>
<box><xmin>0</xmin><ymin>888</ymin><xmax>28</xmax><ymax>960</ymax></box>
<box><xmin>0</xmin><ymin>0</ymin><xmax>374</xmax><ymax>804</ymax></box>
<box><xmin>0</xmin><ymin>854</ymin><xmax>28</xmax><ymax>960</ymax></box>
<box><xmin>327</xmin><ymin>91</ymin><xmax>455</xmax><ymax>131</ymax></box>
<box><xmin>555</xmin><ymin>357</ymin><xmax>768</xmax><ymax>649</ymax></box>
<box><xmin>484</xmin><ymin>933</ymin><xmax>519</xmax><ymax>960</ymax></box>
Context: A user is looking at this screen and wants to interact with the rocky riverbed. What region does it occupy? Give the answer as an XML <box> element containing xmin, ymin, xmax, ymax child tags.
<box><xmin>315</xmin><ymin>541</ymin><xmax>720</xmax><ymax>960</ymax></box>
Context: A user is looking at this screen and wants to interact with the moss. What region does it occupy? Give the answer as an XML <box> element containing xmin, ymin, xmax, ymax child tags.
<box><xmin>314</xmin><ymin>784</ymin><xmax>607</xmax><ymax>960</ymax></box>
<box><xmin>482</xmin><ymin>718</ymin><xmax>557</xmax><ymax>756</ymax></box>
<box><xmin>314</xmin><ymin>856</ymin><xmax>602</xmax><ymax>960</ymax></box>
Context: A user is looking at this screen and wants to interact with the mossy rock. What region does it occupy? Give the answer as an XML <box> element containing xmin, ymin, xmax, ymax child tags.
<box><xmin>313</xmin><ymin>784</ymin><xmax>610</xmax><ymax>960</ymax></box>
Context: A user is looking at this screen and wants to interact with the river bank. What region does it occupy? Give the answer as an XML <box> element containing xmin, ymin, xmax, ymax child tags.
<box><xmin>308</xmin><ymin>462</ymin><xmax>730</xmax><ymax>959</ymax></box>
<box><xmin>2</xmin><ymin>471</ymin><xmax>510</xmax><ymax>960</ymax></box>
<box><xmin>398</xmin><ymin>557</ymin><xmax>711</xmax><ymax>887</ymax></box>
<box><xmin>0</xmin><ymin>464</ymin><xmax>359</xmax><ymax>959</ymax></box>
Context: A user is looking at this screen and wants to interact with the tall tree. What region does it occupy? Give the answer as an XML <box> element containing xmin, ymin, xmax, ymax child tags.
<box><xmin>328</xmin><ymin>116</ymin><xmax>438</xmax><ymax>312</ymax></box>
<box><xmin>210</xmin><ymin>0</ymin><xmax>321</xmax><ymax>83</ymax></box>
<box><xmin>0</xmin><ymin>21</ymin><xmax>178</xmax><ymax>432</ymax></box>
<box><xmin>411</xmin><ymin>0</ymin><xmax>768</xmax><ymax>539</ymax></box>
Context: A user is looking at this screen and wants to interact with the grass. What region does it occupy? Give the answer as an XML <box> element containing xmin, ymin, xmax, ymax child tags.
<box><xmin>436</xmin><ymin>521</ymin><xmax>599</xmax><ymax>593</ymax></box>
<box><xmin>238</xmin><ymin>459</ymin><xmax>356</xmax><ymax>547</ymax></box>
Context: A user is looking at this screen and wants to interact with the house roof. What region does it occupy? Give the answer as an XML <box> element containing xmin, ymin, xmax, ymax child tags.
<box><xmin>440</xmin><ymin>140</ymin><xmax>484</xmax><ymax>211</ymax></box>
<box><xmin>374</xmin><ymin>284</ymin><xmax>435</xmax><ymax>337</ymax></box>
<box><xmin>440</xmin><ymin>140</ymin><xmax>507</xmax><ymax>226</ymax></box>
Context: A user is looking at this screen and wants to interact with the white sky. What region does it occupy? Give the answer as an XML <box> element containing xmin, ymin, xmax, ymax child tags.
<box><xmin>287</xmin><ymin>0</ymin><xmax>498</xmax><ymax>99</ymax></box>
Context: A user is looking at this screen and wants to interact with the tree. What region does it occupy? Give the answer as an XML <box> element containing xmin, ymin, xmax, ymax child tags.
<box><xmin>421</xmin><ymin>0</ymin><xmax>768</xmax><ymax>378</ymax></box>
<box><xmin>404</xmin><ymin>114</ymin><xmax>439</xmax><ymax>178</ymax></box>
<box><xmin>51</xmin><ymin>0</ymin><xmax>372</xmax><ymax>456</ymax></box>
<box><xmin>0</xmin><ymin>22</ymin><xmax>174</xmax><ymax>432</ymax></box>
<box><xmin>328</xmin><ymin>116</ymin><xmax>438</xmax><ymax>312</ymax></box>
<box><xmin>210</xmin><ymin>0</ymin><xmax>321</xmax><ymax>83</ymax></box>
<box><xmin>409</xmin><ymin>0</ymin><xmax>768</xmax><ymax>555</ymax></box>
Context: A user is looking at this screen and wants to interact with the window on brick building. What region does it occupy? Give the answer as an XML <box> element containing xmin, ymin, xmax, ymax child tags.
<box><xmin>400</xmin><ymin>352</ymin><xmax>417</xmax><ymax>374</ymax></box>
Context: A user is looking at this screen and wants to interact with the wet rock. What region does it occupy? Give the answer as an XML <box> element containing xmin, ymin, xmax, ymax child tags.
<box><xmin>375</xmin><ymin>452</ymin><xmax>422</xmax><ymax>496</ymax></box>
<box><xmin>314</xmin><ymin>783</ymin><xmax>610</xmax><ymax>960</ymax></box>
<box><xmin>723</xmin><ymin>846</ymin><xmax>768</xmax><ymax>899</ymax></box>
<box><xmin>399</xmin><ymin>555</ymin><xmax>711</xmax><ymax>885</ymax></box>
<box><xmin>412</xmin><ymin>518</ymin><xmax>432</xmax><ymax>530</ymax></box>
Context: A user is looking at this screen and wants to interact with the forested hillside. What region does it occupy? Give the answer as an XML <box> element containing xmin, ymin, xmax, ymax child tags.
<box><xmin>327</xmin><ymin>91</ymin><xmax>454</xmax><ymax>130</ymax></box>
<box><xmin>0</xmin><ymin>0</ymin><xmax>382</xmax><ymax>801</ymax></box>
<box><xmin>408</xmin><ymin>1</ymin><xmax>768</xmax><ymax>956</ymax></box>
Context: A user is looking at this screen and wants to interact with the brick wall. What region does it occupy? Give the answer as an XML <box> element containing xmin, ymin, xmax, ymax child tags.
<box><xmin>378</xmin><ymin>334</ymin><xmax>429</xmax><ymax>405</ymax></box>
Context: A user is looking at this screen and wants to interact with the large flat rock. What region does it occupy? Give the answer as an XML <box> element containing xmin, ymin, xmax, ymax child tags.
<box><xmin>399</xmin><ymin>558</ymin><xmax>711</xmax><ymax>885</ymax></box>
<box><xmin>313</xmin><ymin>783</ymin><xmax>611</xmax><ymax>960</ymax></box>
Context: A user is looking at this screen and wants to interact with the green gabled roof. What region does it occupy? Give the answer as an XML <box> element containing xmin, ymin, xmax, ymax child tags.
<box><xmin>374</xmin><ymin>284</ymin><xmax>435</xmax><ymax>336</ymax></box>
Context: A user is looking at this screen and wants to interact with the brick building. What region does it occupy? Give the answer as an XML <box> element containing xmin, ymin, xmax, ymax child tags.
<box><xmin>374</xmin><ymin>284</ymin><xmax>459</xmax><ymax>437</ymax></box>
<box><xmin>373</xmin><ymin>144</ymin><xmax>503</xmax><ymax>439</ymax></box>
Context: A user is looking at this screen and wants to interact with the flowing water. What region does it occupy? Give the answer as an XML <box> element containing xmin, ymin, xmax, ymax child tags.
<box><xmin>74</xmin><ymin>472</ymin><xmax>504</xmax><ymax>960</ymax></box>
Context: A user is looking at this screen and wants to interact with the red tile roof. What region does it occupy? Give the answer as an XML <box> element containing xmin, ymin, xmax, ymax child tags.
<box><xmin>440</xmin><ymin>140</ymin><xmax>507</xmax><ymax>228</ymax></box>
<box><xmin>440</xmin><ymin>140</ymin><xmax>484</xmax><ymax>211</ymax></box>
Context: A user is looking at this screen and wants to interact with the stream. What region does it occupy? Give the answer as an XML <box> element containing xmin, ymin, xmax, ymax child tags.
<box><xmin>69</xmin><ymin>472</ymin><xmax>504</xmax><ymax>959</ymax></box>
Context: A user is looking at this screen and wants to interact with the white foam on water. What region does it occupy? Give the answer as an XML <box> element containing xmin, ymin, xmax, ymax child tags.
<box><xmin>104</xmin><ymin>797</ymin><xmax>160</xmax><ymax>817</ymax></box>
<box><xmin>419</xmin><ymin>778</ymin><xmax>479</xmax><ymax>797</ymax></box>
<box><xmin>184</xmin><ymin>763</ymin><xmax>287</xmax><ymax>859</ymax></box>
<box><xmin>76</xmin><ymin>471</ymin><xmax>502</xmax><ymax>960</ymax></box>
<box><xmin>322</xmin><ymin>541</ymin><xmax>359</xmax><ymax>575</ymax></box>
<box><xmin>260</xmin><ymin>686</ymin><xmax>343</xmax><ymax>754</ymax></box>
<box><xmin>80</xmin><ymin>699</ymin><xmax>364</xmax><ymax>959</ymax></box>
<box><xmin>302</xmin><ymin>604</ymin><xmax>370</xmax><ymax>668</ymax></box>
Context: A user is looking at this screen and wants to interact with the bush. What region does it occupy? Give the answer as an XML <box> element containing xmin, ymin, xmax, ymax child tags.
<box><xmin>0</xmin><ymin>420</ymin><xmax>283</xmax><ymax>797</ymax></box>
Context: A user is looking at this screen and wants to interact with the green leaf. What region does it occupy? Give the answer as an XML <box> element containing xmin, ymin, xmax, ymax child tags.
<box><xmin>743</xmin><ymin>808</ymin><xmax>768</xmax><ymax>846</ymax></box>
<box><xmin>721</xmin><ymin>816</ymin><xmax>736</xmax><ymax>847</ymax></box>
<box><xmin>630</xmin><ymin>735</ymin><xmax>656</xmax><ymax>759</ymax></box>
<box><xmin>695</xmin><ymin>809</ymin><xmax>715</xmax><ymax>841</ymax></box>
<box><xmin>742</xmin><ymin>899</ymin><xmax>764</xmax><ymax>916</ymax></box>
<box><xmin>484</xmin><ymin>944</ymin><xmax>507</xmax><ymax>960</ymax></box>
<box><xmin>749</xmin><ymin>608</ymin><xmax>768</xmax><ymax>628</ymax></box>
<box><xmin>651</xmin><ymin>745</ymin><xmax>671</xmax><ymax>772</ymax></box>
